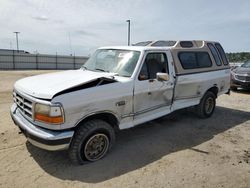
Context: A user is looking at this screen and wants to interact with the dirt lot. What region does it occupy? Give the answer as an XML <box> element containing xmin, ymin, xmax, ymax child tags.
<box><xmin>0</xmin><ymin>71</ymin><xmax>250</xmax><ymax>188</ymax></box>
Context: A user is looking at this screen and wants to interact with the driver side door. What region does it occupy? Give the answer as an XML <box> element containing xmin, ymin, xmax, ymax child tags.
<box><xmin>133</xmin><ymin>51</ymin><xmax>174</xmax><ymax>121</ymax></box>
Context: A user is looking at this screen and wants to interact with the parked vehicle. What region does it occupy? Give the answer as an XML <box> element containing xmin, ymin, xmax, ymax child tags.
<box><xmin>11</xmin><ymin>40</ymin><xmax>230</xmax><ymax>164</ymax></box>
<box><xmin>231</xmin><ymin>60</ymin><xmax>250</xmax><ymax>90</ymax></box>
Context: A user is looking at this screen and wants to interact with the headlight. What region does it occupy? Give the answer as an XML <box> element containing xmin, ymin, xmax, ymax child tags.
<box><xmin>34</xmin><ymin>103</ymin><xmax>64</xmax><ymax>124</ymax></box>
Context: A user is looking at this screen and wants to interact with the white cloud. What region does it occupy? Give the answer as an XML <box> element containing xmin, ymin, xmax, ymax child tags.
<box><xmin>32</xmin><ymin>15</ymin><xmax>49</xmax><ymax>21</ymax></box>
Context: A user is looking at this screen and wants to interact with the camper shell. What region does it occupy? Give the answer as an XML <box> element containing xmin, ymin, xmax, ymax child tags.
<box><xmin>133</xmin><ymin>40</ymin><xmax>230</xmax><ymax>75</ymax></box>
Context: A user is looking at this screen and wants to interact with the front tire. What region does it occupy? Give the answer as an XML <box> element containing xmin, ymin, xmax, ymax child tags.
<box><xmin>196</xmin><ymin>91</ymin><xmax>216</xmax><ymax>118</ymax></box>
<box><xmin>69</xmin><ymin>119</ymin><xmax>115</xmax><ymax>165</ymax></box>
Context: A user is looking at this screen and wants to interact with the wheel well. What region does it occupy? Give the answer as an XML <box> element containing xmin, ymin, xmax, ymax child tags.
<box><xmin>207</xmin><ymin>86</ymin><xmax>219</xmax><ymax>98</ymax></box>
<box><xmin>76</xmin><ymin>113</ymin><xmax>119</xmax><ymax>130</ymax></box>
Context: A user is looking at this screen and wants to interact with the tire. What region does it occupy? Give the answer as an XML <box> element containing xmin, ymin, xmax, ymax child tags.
<box><xmin>195</xmin><ymin>91</ymin><xmax>216</xmax><ymax>118</ymax></box>
<box><xmin>69</xmin><ymin>119</ymin><xmax>115</xmax><ymax>165</ymax></box>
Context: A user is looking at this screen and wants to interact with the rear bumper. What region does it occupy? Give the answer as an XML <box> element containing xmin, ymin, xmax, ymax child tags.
<box><xmin>10</xmin><ymin>104</ymin><xmax>74</xmax><ymax>151</ymax></box>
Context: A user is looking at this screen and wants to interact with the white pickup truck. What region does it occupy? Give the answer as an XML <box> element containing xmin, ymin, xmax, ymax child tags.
<box><xmin>11</xmin><ymin>40</ymin><xmax>230</xmax><ymax>164</ymax></box>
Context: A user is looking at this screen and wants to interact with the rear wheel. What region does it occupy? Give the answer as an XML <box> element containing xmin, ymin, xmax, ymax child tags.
<box><xmin>196</xmin><ymin>91</ymin><xmax>216</xmax><ymax>118</ymax></box>
<box><xmin>69</xmin><ymin>119</ymin><xmax>115</xmax><ymax>164</ymax></box>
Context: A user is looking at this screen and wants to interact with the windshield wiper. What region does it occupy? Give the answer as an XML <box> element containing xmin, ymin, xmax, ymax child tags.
<box><xmin>95</xmin><ymin>68</ymin><xmax>108</xmax><ymax>72</ymax></box>
<box><xmin>82</xmin><ymin>66</ymin><xmax>88</xmax><ymax>70</ymax></box>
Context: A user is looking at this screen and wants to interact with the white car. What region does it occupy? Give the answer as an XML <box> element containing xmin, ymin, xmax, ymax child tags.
<box><xmin>11</xmin><ymin>40</ymin><xmax>230</xmax><ymax>164</ymax></box>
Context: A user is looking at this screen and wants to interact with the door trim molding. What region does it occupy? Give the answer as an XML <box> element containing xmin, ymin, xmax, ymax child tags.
<box><xmin>121</xmin><ymin>102</ymin><xmax>171</xmax><ymax>118</ymax></box>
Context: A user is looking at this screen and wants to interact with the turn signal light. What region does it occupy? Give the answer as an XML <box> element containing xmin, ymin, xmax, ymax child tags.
<box><xmin>35</xmin><ymin>113</ymin><xmax>64</xmax><ymax>124</ymax></box>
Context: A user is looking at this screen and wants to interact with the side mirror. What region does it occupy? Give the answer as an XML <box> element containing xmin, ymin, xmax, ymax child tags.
<box><xmin>156</xmin><ymin>72</ymin><xmax>169</xmax><ymax>81</ymax></box>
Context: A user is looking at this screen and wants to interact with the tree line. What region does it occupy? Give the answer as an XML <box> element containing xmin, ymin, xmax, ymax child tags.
<box><xmin>226</xmin><ymin>52</ymin><xmax>250</xmax><ymax>62</ymax></box>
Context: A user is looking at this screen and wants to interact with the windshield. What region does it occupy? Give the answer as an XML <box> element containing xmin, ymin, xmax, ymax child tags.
<box><xmin>241</xmin><ymin>60</ymin><xmax>250</xmax><ymax>68</ymax></box>
<box><xmin>82</xmin><ymin>49</ymin><xmax>141</xmax><ymax>77</ymax></box>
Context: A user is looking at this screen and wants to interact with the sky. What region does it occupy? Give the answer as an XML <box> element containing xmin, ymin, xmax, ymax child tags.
<box><xmin>0</xmin><ymin>0</ymin><xmax>250</xmax><ymax>56</ymax></box>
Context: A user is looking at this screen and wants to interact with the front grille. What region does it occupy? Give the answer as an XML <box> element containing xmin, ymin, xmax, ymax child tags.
<box><xmin>235</xmin><ymin>75</ymin><xmax>250</xmax><ymax>82</ymax></box>
<box><xmin>13</xmin><ymin>91</ymin><xmax>33</xmax><ymax>119</ymax></box>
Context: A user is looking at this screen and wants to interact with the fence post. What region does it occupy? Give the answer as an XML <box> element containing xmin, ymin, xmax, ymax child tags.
<box><xmin>73</xmin><ymin>54</ymin><xmax>76</xmax><ymax>69</ymax></box>
<box><xmin>36</xmin><ymin>54</ymin><xmax>38</xmax><ymax>70</ymax></box>
<box><xmin>56</xmin><ymin>52</ymin><xmax>58</xmax><ymax>70</ymax></box>
<box><xmin>13</xmin><ymin>50</ymin><xmax>15</xmax><ymax>69</ymax></box>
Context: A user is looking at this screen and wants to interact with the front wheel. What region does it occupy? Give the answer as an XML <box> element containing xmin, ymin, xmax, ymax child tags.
<box><xmin>195</xmin><ymin>91</ymin><xmax>216</xmax><ymax>118</ymax></box>
<box><xmin>69</xmin><ymin>119</ymin><xmax>115</xmax><ymax>165</ymax></box>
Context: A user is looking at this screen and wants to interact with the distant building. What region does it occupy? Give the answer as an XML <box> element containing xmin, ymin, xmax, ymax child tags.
<box><xmin>0</xmin><ymin>49</ymin><xmax>30</xmax><ymax>55</ymax></box>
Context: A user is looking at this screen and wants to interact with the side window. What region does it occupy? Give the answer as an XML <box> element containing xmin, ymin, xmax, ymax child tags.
<box><xmin>179</xmin><ymin>53</ymin><xmax>196</xmax><ymax>69</ymax></box>
<box><xmin>215</xmin><ymin>43</ymin><xmax>229</xmax><ymax>65</ymax></box>
<box><xmin>138</xmin><ymin>53</ymin><xmax>168</xmax><ymax>80</ymax></box>
<box><xmin>197</xmin><ymin>52</ymin><xmax>212</xmax><ymax>68</ymax></box>
<box><xmin>179</xmin><ymin>52</ymin><xmax>212</xmax><ymax>69</ymax></box>
<box><xmin>207</xmin><ymin>43</ymin><xmax>222</xmax><ymax>66</ymax></box>
<box><xmin>138</xmin><ymin>62</ymin><xmax>149</xmax><ymax>80</ymax></box>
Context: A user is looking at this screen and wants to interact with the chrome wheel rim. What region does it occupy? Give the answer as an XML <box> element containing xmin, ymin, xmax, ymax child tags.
<box><xmin>84</xmin><ymin>133</ymin><xmax>109</xmax><ymax>161</ymax></box>
<box><xmin>205</xmin><ymin>97</ymin><xmax>214</xmax><ymax>114</ymax></box>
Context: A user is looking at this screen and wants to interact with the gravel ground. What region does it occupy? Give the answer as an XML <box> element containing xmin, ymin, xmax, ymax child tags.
<box><xmin>0</xmin><ymin>70</ymin><xmax>250</xmax><ymax>188</ymax></box>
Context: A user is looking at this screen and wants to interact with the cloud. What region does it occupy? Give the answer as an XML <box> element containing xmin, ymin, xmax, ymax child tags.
<box><xmin>0</xmin><ymin>0</ymin><xmax>250</xmax><ymax>55</ymax></box>
<box><xmin>74</xmin><ymin>30</ymin><xmax>96</xmax><ymax>37</ymax></box>
<box><xmin>53</xmin><ymin>19</ymin><xmax>64</xmax><ymax>24</ymax></box>
<box><xmin>32</xmin><ymin>15</ymin><xmax>49</xmax><ymax>21</ymax></box>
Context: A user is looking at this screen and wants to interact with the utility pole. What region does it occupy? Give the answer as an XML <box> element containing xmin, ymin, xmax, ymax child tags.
<box><xmin>126</xmin><ymin>20</ymin><xmax>131</xmax><ymax>46</ymax></box>
<box><xmin>13</xmin><ymin>32</ymin><xmax>20</xmax><ymax>52</ymax></box>
<box><xmin>68</xmin><ymin>32</ymin><xmax>73</xmax><ymax>56</ymax></box>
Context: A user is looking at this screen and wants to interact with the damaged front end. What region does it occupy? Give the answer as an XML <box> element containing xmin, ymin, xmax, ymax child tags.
<box><xmin>53</xmin><ymin>77</ymin><xmax>118</xmax><ymax>98</ymax></box>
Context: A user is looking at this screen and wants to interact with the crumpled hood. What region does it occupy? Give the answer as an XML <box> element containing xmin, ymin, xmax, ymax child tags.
<box><xmin>233</xmin><ymin>67</ymin><xmax>250</xmax><ymax>75</ymax></box>
<box><xmin>14</xmin><ymin>70</ymin><xmax>117</xmax><ymax>99</ymax></box>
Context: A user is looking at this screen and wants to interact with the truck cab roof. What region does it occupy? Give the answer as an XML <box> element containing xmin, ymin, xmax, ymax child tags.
<box><xmin>99</xmin><ymin>40</ymin><xmax>230</xmax><ymax>76</ymax></box>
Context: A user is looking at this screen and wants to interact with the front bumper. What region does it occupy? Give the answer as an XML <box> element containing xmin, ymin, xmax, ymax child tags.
<box><xmin>231</xmin><ymin>79</ymin><xmax>250</xmax><ymax>89</ymax></box>
<box><xmin>10</xmin><ymin>104</ymin><xmax>74</xmax><ymax>151</ymax></box>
